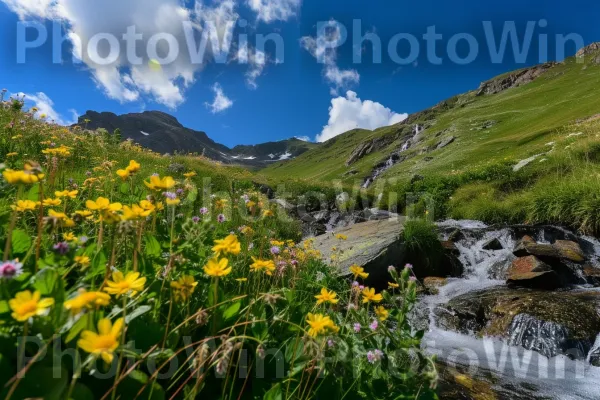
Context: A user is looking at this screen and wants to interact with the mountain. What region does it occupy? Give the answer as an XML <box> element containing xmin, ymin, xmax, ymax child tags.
<box><xmin>262</xmin><ymin>43</ymin><xmax>600</xmax><ymax>189</ymax></box>
<box><xmin>74</xmin><ymin>111</ymin><xmax>317</xmax><ymax>167</ymax></box>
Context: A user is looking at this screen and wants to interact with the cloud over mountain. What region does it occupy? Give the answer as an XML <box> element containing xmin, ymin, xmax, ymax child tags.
<box><xmin>316</xmin><ymin>91</ymin><xmax>407</xmax><ymax>142</ymax></box>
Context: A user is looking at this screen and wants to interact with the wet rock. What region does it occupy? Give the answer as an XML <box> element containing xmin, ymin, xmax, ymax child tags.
<box><xmin>312</xmin><ymin>218</ymin><xmax>406</xmax><ymax>288</ymax></box>
<box><xmin>447</xmin><ymin>229</ymin><xmax>465</xmax><ymax>243</ymax></box>
<box><xmin>513</xmin><ymin>242</ymin><xmax>559</xmax><ymax>259</ymax></box>
<box><xmin>423</xmin><ymin>277</ymin><xmax>447</xmax><ymax>295</ymax></box>
<box><xmin>482</xmin><ymin>237</ymin><xmax>503</xmax><ymax>251</ymax></box>
<box><xmin>487</xmin><ymin>255</ymin><xmax>514</xmax><ymax>280</ymax></box>
<box><xmin>506</xmin><ymin>256</ymin><xmax>560</xmax><ymax>289</ymax></box>
<box><xmin>552</xmin><ymin>240</ymin><xmax>585</xmax><ymax>263</ymax></box>
<box><xmin>441</xmin><ymin>240</ymin><xmax>460</xmax><ymax>255</ymax></box>
<box><xmin>435</xmin><ymin>287</ymin><xmax>600</xmax><ymax>359</ymax></box>
<box><xmin>582</xmin><ymin>265</ymin><xmax>600</xmax><ymax>286</ymax></box>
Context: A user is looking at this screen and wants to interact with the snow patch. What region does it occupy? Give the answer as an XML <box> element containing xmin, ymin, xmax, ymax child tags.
<box><xmin>140</xmin><ymin>131</ymin><xmax>150</xmax><ymax>136</ymax></box>
<box><xmin>278</xmin><ymin>152</ymin><xmax>292</xmax><ymax>160</ymax></box>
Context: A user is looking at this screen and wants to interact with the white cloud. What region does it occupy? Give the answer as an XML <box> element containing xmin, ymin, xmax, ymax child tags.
<box><xmin>316</xmin><ymin>91</ymin><xmax>408</xmax><ymax>143</ymax></box>
<box><xmin>1</xmin><ymin>0</ymin><xmax>241</xmax><ymax>109</ymax></box>
<box><xmin>205</xmin><ymin>83</ymin><xmax>233</xmax><ymax>113</ymax></box>
<box><xmin>15</xmin><ymin>91</ymin><xmax>78</xmax><ymax>125</ymax></box>
<box><xmin>294</xmin><ymin>135</ymin><xmax>311</xmax><ymax>142</ymax></box>
<box><xmin>236</xmin><ymin>46</ymin><xmax>267</xmax><ymax>89</ymax></box>
<box><xmin>246</xmin><ymin>0</ymin><xmax>301</xmax><ymax>23</ymax></box>
<box><xmin>1</xmin><ymin>0</ymin><xmax>57</xmax><ymax>19</ymax></box>
<box><xmin>300</xmin><ymin>20</ymin><xmax>360</xmax><ymax>95</ymax></box>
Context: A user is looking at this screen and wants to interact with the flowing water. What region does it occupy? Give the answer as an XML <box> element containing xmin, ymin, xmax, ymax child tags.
<box><xmin>362</xmin><ymin>125</ymin><xmax>423</xmax><ymax>188</ymax></box>
<box><xmin>422</xmin><ymin>220</ymin><xmax>600</xmax><ymax>399</ymax></box>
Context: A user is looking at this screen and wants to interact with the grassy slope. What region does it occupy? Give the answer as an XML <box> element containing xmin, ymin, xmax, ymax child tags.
<box><xmin>261</xmin><ymin>55</ymin><xmax>600</xmax><ymax>184</ymax></box>
<box><xmin>259</xmin><ymin>51</ymin><xmax>600</xmax><ymax>233</ymax></box>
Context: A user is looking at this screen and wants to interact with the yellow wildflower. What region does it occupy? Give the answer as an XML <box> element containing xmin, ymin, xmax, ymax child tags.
<box><xmin>349</xmin><ymin>264</ymin><xmax>369</xmax><ymax>280</ymax></box>
<box><xmin>249</xmin><ymin>258</ymin><xmax>276</xmax><ymax>276</ymax></box>
<box><xmin>375</xmin><ymin>306</ymin><xmax>389</xmax><ymax>321</ymax></box>
<box><xmin>212</xmin><ymin>234</ymin><xmax>241</xmax><ymax>256</ymax></box>
<box><xmin>11</xmin><ymin>200</ymin><xmax>38</xmax><ymax>212</ymax></box>
<box><xmin>335</xmin><ymin>234</ymin><xmax>348</xmax><ymax>240</ymax></box>
<box><xmin>170</xmin><ymin>275</ymin><xmax>198</xmax><ymax>302</ymax></box>
<box><xmin>55</xmin><ymin>190</ymin><xmax>78</xmax><ymax>199</ymax></box>
<box><xmin>144</xmin><ymin>175</ymin><xmax>176</xmax><ymax>191</ymax></box>
<box><xmin>203</xmin><ymin>258</ymin><xmax>232</xmax><ymax>277</ymax></box>
<box><xmin>262</xmin><ymin>210</ymin><xmax>274</xmax><ymax>217</ymax></box>
<box><xmin>388</xmin><ymin>282</ymin><xmax>399</xmax><ymax>289</ymax></box>
<box><xmin>122</xmin><ymin>204</ymin><xmax>152</xmax><ymax>221</ymax></box>
<box><xmin>64</xmin><ymin>290</ymin><xmax>110</xmax><ymax>314</ymax></box>
<box><xmin>63</xmin><ymin>232</ymin><xmax>77</xmax><ymax>242</ymax></box>
<box><xmin>306</xmin><ymin>313</ymin><xmax>340</xmax><ymax>337</ymax></box>
<box><xmin>116</xmin><ymin>169</ymin><xmax>130</xmax><ymax>180</ymax></box>
<box><xmin>104</xmin><ymin>271</ymin><xmax>146</xmax><ymax>297</ymax></box>
<box><xmin>315</xmin><ymin>288</ymin><xmax>339</xmax><ymax>305</ymax></box>
<box><xmin>42</xmin><ymin>198</ymin><xmax>62</xmax><ymax>207</ymax></box>
<box><xmin>6</xmin><ymin>152</ymin><xmax>18</xmax><ymax>157</ymax></box>
<box><xmin>77</xmin><ymin>318</ymin><xmax>123</xmax><ymax>363</ymax></box>
<box><xmin>74</xmin><ymin>255</ymin><xmax>91</xmax><ymax>267</ymax></box>
<box><xmin>125</xmin><ymin>160</ymin><xmax>141</xmax><ymax>174</ymax></box>
<box><xmin>86</xmin><ymin>197</ymin><xmax>122</xmax><ymax>212</ymax></box>
<box><xmin>362</xmin><ymin>288</ymin><xmax>383</xmax><ymax>304</ymax></box>
<box><xmin>9</xmin><ymin>290</ymin><xmax>54</xmax><ymax>322</ymax></box>
<box><xmin>183</xmin><ymin>171</ymin><xmax>196</xmax><ymax>178</ymax></box>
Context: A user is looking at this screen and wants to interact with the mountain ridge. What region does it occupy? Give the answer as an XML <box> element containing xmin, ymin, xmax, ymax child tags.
<box><xmin>74</xmin><ymin>110</ymin><xmax>318</xmax><ymax>167</ymax></box>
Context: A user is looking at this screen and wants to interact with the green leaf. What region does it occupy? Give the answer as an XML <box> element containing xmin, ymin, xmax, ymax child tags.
<box><xmin>11</xmin><ymin>229</ymin><xmax>31</xmax><ymax>254</ymax></box>
<box><xmin>27</xmin><ymin>184</ymin><xmax>40</xmax><ymax>201</ymax></box>
<box><xmin>263</xmin><ymin>383</ymin><xmax>282</xmax><ymax>400</ymax></box>
<box><xmin>119</xmin><ymin>182</ymin><xmax>130</xmax><ymax>195</ymax></box>
<box><xmin>64</xmin><ymin>314</ymin><xmax>89</xmax><ymax>343</ymax></box>
<box><xmin>222</xmin><ymin>301</ymin><xmax>241</xmax><ymax>321</ymax></box>
<box><xmin>125</xmin><ymin>305</ymin><xmax>152</xmax><ymax>324</ymax></box>
<box><xmin>33</xmin><ymin>267</ymin><xmax>59</xmax><ymax>295</ymax></box>
<box><xmin>144</xmin><ymin>235</ymin><xmax>161</xmax><ymax>258</ymax></box>
<box><xmin>0</xmin><ymin>301</ymin><xmax>8</xmax><ymax>314</ymax></box>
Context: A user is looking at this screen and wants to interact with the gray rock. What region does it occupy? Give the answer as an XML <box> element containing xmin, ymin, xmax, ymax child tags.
<box><xmin>436</xmin><ymin>136</ymin><xmax>455</xmax><ymax>150</ymax></box>
<box><xmin>312</xmin><ymin>218</ymin><xmax>406</xmax><ymax>286</ymax></box>
<box><xmin>482</xmin><ymin>237</ymin><xmax>503</xmax><ymax>251</ymax></box>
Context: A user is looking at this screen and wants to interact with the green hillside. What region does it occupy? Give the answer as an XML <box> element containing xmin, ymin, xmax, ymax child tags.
<box><xmin>259</xmin><ymin>46</ymin><xmax>600</xmax><ymax>233</ymax></box>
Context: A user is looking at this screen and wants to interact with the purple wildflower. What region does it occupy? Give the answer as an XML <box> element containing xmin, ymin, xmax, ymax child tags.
<box><xmin>270</xmin><ymin>246</ymin><xmax>280</xmax><ymax>255</ymax></box>
<box><xmin>369</xmin><ymin>320</ymin><xmax>378</xmax><ymax>331</ymax></box>
<box><xmin>388</xmin><ymin>265</ymin><xmax>395</xmax><ymax>273</ymax></box>
<box><xmin>409</xmin><ymin>276</ymin><xmax>417</xmax><ymax>282</ymax></box>
<box><xmin>405</xmin><ymin>263</ymin><xmax>413</xmax><ymax>269</ymax></box>
<box><xmin>353</xmin><ymin>323</ymin><xmax>361</xmax><ymax>333</ymax></box>
<box><xmin>0</xmin><ymin>260</ymin><xmax>23</xmax><ymax>279</ymax></box>
<box><xmin>164</xmin><ymin>192</ymin><xmax>177</xmax><ymax>200</ymax></box>
<box><xmin>176</xmin><ymin>188</ymin><xmax>184</xmax><ymax>195</ymax></box>
<box><xmin>53</xmin><ymin>242</ymin><xmax>69</xmax><ymax>255</ymax></box>
<box><xmin>327</xmin><ymin>339</ymin><xmax>335</xmax><ymax>348</ymax></box>
<box><xmin>192</xmin><ymin>216</ymin><xmax>200</xmax><ymax>223</ymax></box>
<box><xmin>199</xmin><ymin>207</ymin><xmax>209</xmax><ymax>215</ymax></box>
<box><xmin>367</xmin><ymin>349</ymin><xmax>384</xmax><ymax>364</ymax></box>
<box><xmin>217</xmin><ymin>214</ymin><xmax>226</xmax><ymax>223</ymax></box>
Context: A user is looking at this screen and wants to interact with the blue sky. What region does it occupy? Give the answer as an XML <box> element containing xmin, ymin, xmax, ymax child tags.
<box><xmin>0</xmin><ymin>0</ymin><xmax>598</xmax><ymax>147</ymax></box>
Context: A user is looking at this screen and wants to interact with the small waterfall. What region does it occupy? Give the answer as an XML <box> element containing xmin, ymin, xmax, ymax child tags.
<box><xmin>421</xmin><ymin>220</ymin><xmax>600</xmax><ymax>399</ymax></box>
<box><xmin>362</xmin><ymin>125</ymin><xmax>422</xmax><ymax>188</ymax></box>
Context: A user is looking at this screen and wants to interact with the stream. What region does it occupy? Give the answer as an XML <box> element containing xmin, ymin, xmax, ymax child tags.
<box><xmin>421</xmin><ymin>220</ymin><xmax>600</xmax><ymax>400</ymax></box>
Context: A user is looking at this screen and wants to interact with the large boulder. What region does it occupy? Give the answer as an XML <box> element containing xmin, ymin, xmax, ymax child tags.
<box><xmin>435</xmin><ymin>287</ymin><xmax>600</xmax><ymax>359</ymax></box>
<box><xmin>312</xmin><ymin>218</ymin><xmax>406</xmax><ymax>287</ymax></box>
<box><xmin>552</xmin><ymin>240</ymin><xmax>585</xmax><ymax>263</ymax></box>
